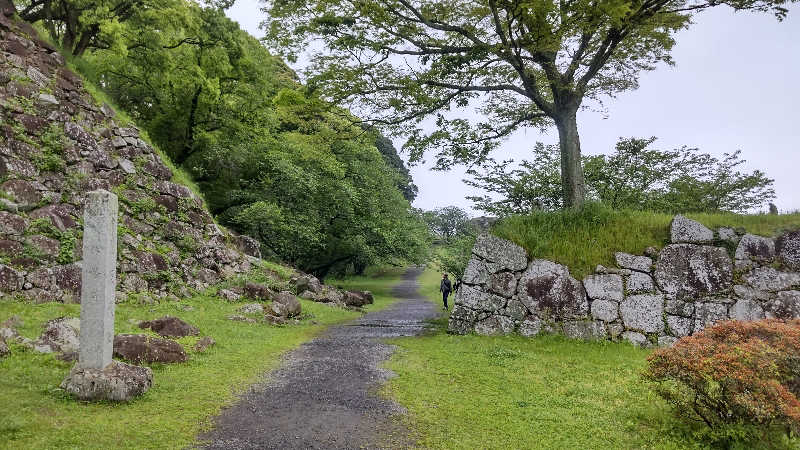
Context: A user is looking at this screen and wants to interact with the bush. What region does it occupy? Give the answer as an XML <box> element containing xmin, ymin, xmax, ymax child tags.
<box><xmin>643</xmin><ymin>319</ymin><xmax>800</xmax><ymax>446</ymax></box>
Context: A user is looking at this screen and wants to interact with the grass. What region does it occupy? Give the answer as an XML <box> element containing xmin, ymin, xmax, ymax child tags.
<box><xmin>0</xmin><ymin>275</ymin><xmax>405</xmax><ymax>449</ymax></box>
<box><xmin>492</xmin><ymin>203</ymin><xmax>800</xmax><ymax>279</ymax></box>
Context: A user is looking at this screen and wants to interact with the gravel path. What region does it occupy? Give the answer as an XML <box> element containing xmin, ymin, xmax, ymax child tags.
<box><xmin>200</xmin><ymin>267</ymin><xmax>440</xmax><ymax>449</ymax></box>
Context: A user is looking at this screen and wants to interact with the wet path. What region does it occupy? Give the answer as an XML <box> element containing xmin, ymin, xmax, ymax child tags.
<box><xmin>200</xmin><ymin>267</ymin><xmax>439</xmax><ymax>449</ymax></box>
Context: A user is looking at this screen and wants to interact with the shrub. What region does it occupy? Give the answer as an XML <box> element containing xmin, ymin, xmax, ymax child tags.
<box><xmin>643</xmin><ymin>319</ymin><xmax>800</xmax><ymax>445</ymax></box>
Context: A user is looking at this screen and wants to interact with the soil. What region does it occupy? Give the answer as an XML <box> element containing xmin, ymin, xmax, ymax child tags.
<box><xmin>199</xmin><ymin>267</ymin><xmax>440</xmax><ymax>449</ymax></box>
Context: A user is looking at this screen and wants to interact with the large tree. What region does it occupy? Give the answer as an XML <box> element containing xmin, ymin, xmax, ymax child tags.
<box><xmin>260</xmin><ymin>0</ymin><xmax>794</xmax><ymax>208</ymax></box>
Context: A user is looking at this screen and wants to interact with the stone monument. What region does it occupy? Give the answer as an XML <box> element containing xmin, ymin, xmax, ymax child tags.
<box><xmin>61</xmin><ymin>190</ymin><xmax>153</xmax><ymax>401</ymax></box>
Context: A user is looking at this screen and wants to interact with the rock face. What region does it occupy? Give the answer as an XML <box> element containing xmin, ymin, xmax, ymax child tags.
<box><xmin>0</xmin><ymin>13</ymin><xmax>258</xmax><ymax>302</ymax></box>
<box><xmin>60</xmin><ymin>360</ymin><xmax>152</xmax><ymax>402</ymax></box>
<box><xmin>449</xmin><ymin>218</ymin><xmax>800</xmax><ymax>346</ymax></box>
<box><xmin>138</xmin><ymin>316</ymin><xmax>199</xmax><ymax>338</ymax></box>
<box><xmin>113</xmin><ymin>334</ymin><xmax>188</xmax><ymax>363</ymax></box>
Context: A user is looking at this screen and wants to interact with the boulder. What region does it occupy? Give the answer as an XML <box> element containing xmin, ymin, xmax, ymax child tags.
<box><xmin>273</xmin><ymin>291</ymin><xmax>302</xmax><ymax>317</ymax></box>
<box><xmin>218</xmin><ymin>289</ymin><xmax>241</xmax><ymax>302</ymax></box>
<box><xmin>138</xmin><ymin>316</ymin><xmax>199</xmax><ymax>338</ymax></box>
<box><xmin>472</xmin><ymin>233</ymin><xmax>528</xmax><ymax>272</ymax></box>
<box><xmin>113</xmin><ymin>334</ymin><xmax>188</xmax><ymax>363</ymax></box>
<box><xmin>670</xmin><ymin>215</ymin><xmax>714</xmax><ymax>244</ymax></box>
<box><xmin>654</xmin><ymin>244</ymin><xmax>733</xmax><ymax>301</ymax></box>
<box><xmin>776</xmin><ymin>230</ymin><xmax>800</xmax><ymax>270</ymax></box>
<box><xmin>29</xmin><ymin>204</ymin><xmax>77</xmax><ymax>231</ymax></box>
<box><xmin>228</xmin><ymin>314</ymin><xmax>257</xmax><ymax>324</ymax></box>
<box><xmin>717</xmin><ymin>227</ymin><xmax>739</xmax><ymax>243</ymax></box>
<box><xmin>1</xmin><ymin>179</ymin><xmax>42</xmax><ymax>210</ymax></box>
<box><xmin>620</xmin><ymin>294</ymin><xmax>664</xmax><ymax>333</ymax></box>
<box><xmin>582</xmin><ymin>274</ymin><xmax>623</xmax><ymax>302</ymax></box>
<box><xmin>293</xmin><ymin>275</ymin><xmax>323</xmax><ymax>295</ymax></box>
<box><xmin>316</xmin><ymin>287</ymin><xmax>344</xmax><ymax>304</ymax></box>
<box><xmin>60</xmin><ymin>360</ymin><xmax>152</xmax><ymax>402</ymax></box>
<box><xmin>0</xmin><ymin>211</ymin><xmax>27</xmax><ymax>235</ymax></box>
<box><xmin>193</xmin><ymin>336</ymin><xmax>216</xmax><ymax>353</ymax></box>
<box><xmin>487</xmin><ymin>271</ymin><xmax>517</xmax><ymax>298</ymax></box>
<box><xmin>267</xmin><ymin>301</ymin><xmax>288</xmax><ymax>318</ymax></box>
<box><xmin>626</xmin><ymin>272</ymin><xmax>654</xmax><ymax>294</ymax></box>
<box><xmin>243</xmin><ymin>282</ymin><xmax>272</xmax><ymax>300</ymax></box>
<box><xmin>615</xmin><ymin>252</ymin><xmax>653</xmax><ymax>273</ymax></box>
<box><xmin>343</xmin><ymin>290</ymin><xmax>371</xmax><ymax>307</ymax></box>
<box><xmin>516</xmin><ymin>259</ymin><xmax>588</xmax><ymax>321</ymax></box>
<box><xmin>34</xmin><ymin>316</ymin><xmax>80</xmax><ymax>353</ymax></box>
<box><xmin>234</xmin><ymin>235</ymin><xmax>261</xmax><ymax>259</ymax></box>
<box><xmin>735</xmin><ymin>234</ymin><xmax>775</xmax><ymax>263</ymax></box>
<box><xmin>53</xmin><ymin>263</ymin><xmax>82</xmax><ymax>298</ymax></box>
<box><xmin>0</xmin><ymin>264</ymin><xmax>23</xmax><ymax>292</ymax></box>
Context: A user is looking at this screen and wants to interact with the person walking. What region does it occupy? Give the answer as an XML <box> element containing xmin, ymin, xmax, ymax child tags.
<box><xmin>440</xmin><ymin>273</ymin><xmax>452</xmax><ymax>310</ymax></box>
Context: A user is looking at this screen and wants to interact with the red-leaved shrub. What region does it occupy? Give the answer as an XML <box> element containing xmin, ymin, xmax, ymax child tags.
<box><xmin>644</xmin><ymin>319</ymin><xmax>800</xmax><ymax>437</ymax></box>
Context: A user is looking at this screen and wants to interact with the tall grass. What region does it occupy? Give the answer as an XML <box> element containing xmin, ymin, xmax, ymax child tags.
<box><xmin>492</xmin><ymin>203</ymin><xmax>800</xmax><ymax>279</ymax></box>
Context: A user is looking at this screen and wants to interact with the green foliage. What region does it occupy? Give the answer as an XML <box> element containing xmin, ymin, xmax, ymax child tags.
<box><xmin>31</xmin><ymin>123</ymin><xmax>67</xmax><ymax>172</ymax></box>
<box><xmin>644</xmin><ymin>319</ymin><xmax>800</xmax><ymax>448</ymax></box>
<box><xmin>492</xmin><ymin>203</ymin><xmax>800</xmax><ymax>279</ymax></box>
<box><xmin>433</xmin><ymin>233</ymin><xmax>477</xmax><ymax>280</ymax></box>
<box><xmin>420</xmin><ymin>206</ymin><xmax>474</xmax><ymax>242</ymax></box>
<box><xmin>22</xmin><ymin>0</ymin><xmax>429</xmax><ymax>277</ymax></box>
<box><xmin>468</xmin><ymin>138</ymin><xmax>776</xmax><ymax>215</ymax></box>
<box><xmin>261</xmin><ymin>0</ymin><xmax>795</xmax><ymax>208</ymax></box>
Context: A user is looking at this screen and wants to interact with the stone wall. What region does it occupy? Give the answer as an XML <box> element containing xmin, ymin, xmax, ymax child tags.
<box><xmin>448</xmin><ymin>215</ymin><xmax>800</xmax><ymax>346</ymax></box>
<box><xmin>0</xmin><ymin>6</ymin><xmax>260</xmax><ymax>303</ymax></box>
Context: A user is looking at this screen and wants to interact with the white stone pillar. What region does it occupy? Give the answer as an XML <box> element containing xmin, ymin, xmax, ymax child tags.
<box><xmin>78</xmin><ymin>190</ymin><xmax>118</xmax><ymax>370</ymax></box>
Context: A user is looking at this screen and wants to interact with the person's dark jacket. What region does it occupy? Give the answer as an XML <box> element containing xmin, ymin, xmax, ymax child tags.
<box><xmin>440</xmin><ymin>278</ymin><xmax>452</xmax><ymax>293</ymax></box>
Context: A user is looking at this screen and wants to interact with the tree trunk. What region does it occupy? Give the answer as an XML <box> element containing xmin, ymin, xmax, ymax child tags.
<box><xmin>555</xmin><ymin>111</ymin><xmax>586</xmax><ymax>209</ymax></box>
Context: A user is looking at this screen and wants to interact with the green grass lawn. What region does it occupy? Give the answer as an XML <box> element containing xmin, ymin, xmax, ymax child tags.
<box><xmin>492</xmin><ymin>204</ymin><xmax>800</xmax><ymax>279</ymax></box>
<box><xmin>0</xmin><ymin>268</ymin><xmax>406</xmax><ymax>449</ymax></box>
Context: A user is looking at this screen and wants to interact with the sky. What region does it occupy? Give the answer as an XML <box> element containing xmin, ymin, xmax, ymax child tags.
<box><xmin>227</xmin><ymin>2</ymin><xmax>800</xmax><ymax>215</ymax></box>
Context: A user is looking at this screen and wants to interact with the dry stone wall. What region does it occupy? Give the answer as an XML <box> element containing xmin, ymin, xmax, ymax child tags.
<box><xmin>0</xmin><ymin>6</ymin><xmax>260</xmax><ymax>304</ymax></box>
<box><xmin>449</xmin><ymin>215</ymin><xmax>800</xmax><ymax>347</ymax></box>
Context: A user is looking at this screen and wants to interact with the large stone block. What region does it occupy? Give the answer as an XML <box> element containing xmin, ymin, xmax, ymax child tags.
<box><xmin>742</xmin><ymin>267</ymin><xmax>800</xmax><ymax>292</ymax></box>
<box><xmin>654</xmin><ymin>244</ymin><xmax>733</xmax><ymax>301</ymax></box>
<box><xmin>583</xmin><ymin>274</ymin><xmax>623</xmax><ymax>302</ymax></box>
<box><xmin>615</xmin><ymin>252</ymin><xmax>653</xmax><ymax>272</ymax></box>
<box><xmin>474</xmin><ymin>316</ymin><xmax>515</xmax><ymax>336</ymax></box>
<box><xmin>447</xmin><ymin>305</ymin><xmax>478</xmax><ymax>335</ymax></box>
<box><xmin>620</xmin><ymin>294</ymin><xmax>664</xmax><ymax>333</ymax></box>
<box><xmin>454</xmin><ymin>284</ymin><xmax>505</xmax><ymax>313</ymax></box>
<box><xmin>516</xmin><ymin>259</ymin><xmax>588</xmax><ymax>320</ymax></box>
<box><xmin>562</xmin><ymin>320</ymin><xmax>607</xmax><ymax>340</ymax></box>
<box><xmin>732</xmin><ymin>299</ymin><xmax>765</xmax><ymax>321</ymax></box>
<box><xmin>670</xmin><ymin>215</ymin><xmax>713</xmax><ymax>244</ymax></box>
<box><xmin>471</xmin><ymin>233</ymin><xmax>528</xmax><ymax>272</ymax></box>
<box><xmin>735</xmin><ymin>234</ymin><xmax>775</xmax><ymax>263</ymax></box>
<box><xmin>488</xmin><ymin>271</ymin><xmax>517</xmax><ymax>298</ymax></box>
<box><xmin>462</xmin><ymin>256</ymin><xmax>488</xmax><ymax>285</ymax></box>
<box><xmin>693</xmin><ymin>302</ymin><xmax>729</xmax><ymax>332</ymax></box>
<box><xmin>666</xmin><ymin>315</ymin><xmax>693</xmax><ymax>337</ymax></box>
<box><xmin>627</xmin><ymin>272</ymin><xmax>654</xmax><ymax>294</ymax></box>
<box><xmin>776</xmin><ymin>230</ymin><xmax>800</xmax><ymax>270</ymax></box>
<box><xmin>765</xmin><ymin>291</ymin><xmax>800</xmax><ymax>320</ymax></box>
<box><xmin>622</xmin><ymin>331</ymin><xmax>649</xmax><ymax>347</ymax></box>
<box><xmin>590</xmin><ymin>299</ymin><xmax>619</xmax><ymax>322</ymax></box>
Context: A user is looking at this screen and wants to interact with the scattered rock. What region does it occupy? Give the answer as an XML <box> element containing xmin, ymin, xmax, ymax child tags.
<box><xmin>292</xmin><ymin>275</ymin><xmax>323</xmax><ymax>294</ymax></box>
<box><xmin>34</xmin><ymin>316</ymin><xmax>80</xmax><ymax>353</ymax></box>
<box><xmin>273</xmin><ymin>291</ymin><xmax>302</xmax><ymax>317</ymax></box>
<box><xmin>60</xmin><ymin>360</ymin><xmax>152</xmax><ymax>402</ymax></box>
<box><xmin>193</xmin><ymin>336</ymin><xmax>216</xmax><ymax>353</ymax></box>
<box><xmin>0</xmin><ymin>337</ymin><xmax>8</xmax><ymax>358</ymax></box>
<box><xmin>238</xmin><ymin>303</ymin><xmax>264</xmax><ymax>314</ymax></box>
<box><xmin>113</xmin><ymin>334</ymin><xmax>188</xmax><ymax>363</ymax></box>
<box><xmin>265</xmin><ymin>315</ymin><xmax>287</xmax><ymax>325</ymax></box>
<box><xmin>138</xmin><ymin>316</ymin><xmax>199</xmax><ymax>338</ymax></box>
<box><xmin>228</xmin><ymin>314</ymin><xmax>257</xmax><ymax>324</ymax></box>
<box><xmin>267</xmin><ymin>301</ymin><xmax>289</xmax><ymax>318</ymax></box>
<box><xmin>243</xmin><ymin>282</ymin><xmax>272</xmax><ymax>300</ymax></box>
<box><xmin>343</xmin><ymin>290</ymin><xmax>372</xmax><ymax>307</ymax></box>
<box><xmin>671</xmin><ymin>215</ymin><xmax>714</xmax><ymax>244</ymax></box>
<box><xmin>218</xmin><ymin>289</ymin><xmax>241</xmax><ymax>302</ymax></box>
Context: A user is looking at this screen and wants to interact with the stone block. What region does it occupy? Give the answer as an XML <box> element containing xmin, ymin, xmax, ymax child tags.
<box><xmin>590</xmin><ymin>299</ymin><xmax>619</xmax><ymax>322</ymax></box>
<box><xmin>471</xmin><ymin>233</ymin><xmax>528</xmax><ymax>272</ymax></box>
<box><xmin>654</xmin><ymin>244</ymin><xmax>732</xmax><ymax>301</ymax></box>
<box><xmin>615</xmin><ymin>252</ymin><xmax>652</xmax><ymax>272</ymax></box>
<box><xmin>620</xmin><ymin>294</ymin><xmax>664</xmax><ymax>333</ymax></box>
<box><xmin>693</xmin><ymin>302</ymin><xmax>729</xmax><ymax>332</ymax></box>
<box><xmin>583</xmin><ymin>274</ymin><xmax>623</xmax><ymax>302</ymax></box>
<box><xmin>670</xmin><ymin>215</ymin><xmax>714</xmax><ymax>244</ymax></box>
<box><xmin>735</xmin><ymin>234</ymin><xmax>775</xmax><ymax>263</ymax></box>
<box><xmin>626</xmin><ymin>272</ymin><xmax>654</xmax><ymax>294</ymax></box>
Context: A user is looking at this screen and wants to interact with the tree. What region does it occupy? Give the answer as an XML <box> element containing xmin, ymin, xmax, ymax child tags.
<box><xmin>466</xmin><ymin>137</ymin><xmax>775</xmax><ymax>215</ymax></box>
<box><xmin>261</xmin><ymin>0</ymin><xmax>793</xmax><ymax>209</ymax></box>
<box><xmin>362</xmin><ymin>125</ymin><xmax>419</xmax><ymax>201</ymax></box>
<box><xmin>423</xmin><ymin>206</ymin><xmax>473</xmax><ymax>242</ymax></box>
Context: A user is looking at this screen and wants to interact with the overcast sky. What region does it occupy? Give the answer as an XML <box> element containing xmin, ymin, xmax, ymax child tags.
<box><xmin>228</xmin><ymin>2</ymin><xmax>800</xmax><ymax>215</ymax></box>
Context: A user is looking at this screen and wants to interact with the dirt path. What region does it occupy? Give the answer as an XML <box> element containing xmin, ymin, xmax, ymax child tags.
<box><xmin>200</xmin><ymin>267</ymin><xmax>440</xmax><ymax>449</ymax></box>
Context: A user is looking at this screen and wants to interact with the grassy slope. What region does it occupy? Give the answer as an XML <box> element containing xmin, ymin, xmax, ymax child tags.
<box><xmin>492</xmin><ymin>204</ymin><xmax>800</xmax><ymax>279</ymax></box>
<box><xmin>0</xmin><ymin>269</ymin><xmax>406</xmax><ymax>449</ymax></box>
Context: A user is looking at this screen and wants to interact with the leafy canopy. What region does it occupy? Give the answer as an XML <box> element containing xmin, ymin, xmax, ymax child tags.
<box><xmin>466</xmin><ymin>138</ymin><xmax>776</xmax><ymax>215</ymax></box>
